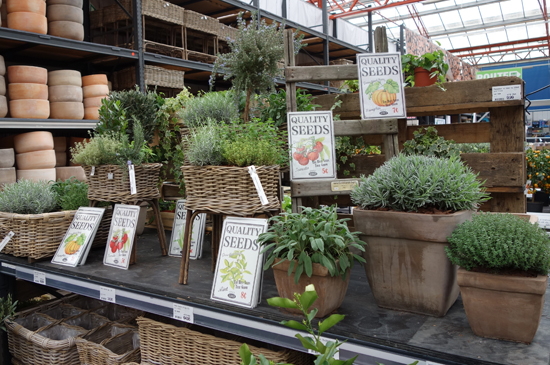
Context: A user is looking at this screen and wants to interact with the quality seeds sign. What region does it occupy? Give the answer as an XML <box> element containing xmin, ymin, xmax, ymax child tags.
<box><xmin>287</xmin><ymin>110</ymin><xmax>336</xmax><ymax>180</ymax></box>
<box><xmin>103</xmin><ymin>204</ymin><xmax>141</xmax><ymax>270</ymax></box>
<box><xmin>168</xmin><ymin>200</ymin><xmax>206</xmax><ymax>259</ymax></box>
<box><xmin>211</xmin><ymin>217</ymin><xmax>268</xmax><ymax>308</ymax></box>
<box><xmin>357</xmin><ymin>53</ymin><xmax>406</xmax><ymax>120</ymax></box>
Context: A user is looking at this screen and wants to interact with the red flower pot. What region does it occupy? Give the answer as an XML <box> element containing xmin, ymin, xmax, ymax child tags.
<box><xmin>414</xmin><ymin>67</ymin><xmax>437</xmax><ymax>87</ymax></box>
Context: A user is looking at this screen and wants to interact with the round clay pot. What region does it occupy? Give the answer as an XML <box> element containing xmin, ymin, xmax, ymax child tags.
<box><xmin>0</xmin><ymin>148</ymin><xmax>15</xmax><ymax>168</ymax></box>
<box><xmin>49</xmin><ymin>101</ymin><xmax>83</xmax><ymax>119</ymax></box>
<box><xmin>83</xmin><ymin>107</ymin><xmax>99</xmax><ymax>120</ymax></box>
<box><xmin>83</xmin><ymin>96</ymin><xmax>105</xmax><ymax>108</ymax></box>
<box><xmin>56</xmin><ymin>166</ymin><xmax>85</xmax><ymax>181</ymax></box>
<box><xmin>0</xmin><ymin>75</ymin><xmax>5</xmax><ymax>95</ymax></box>
<box><xmin>53</xmin><ymin>136</ymin><xmax>66</xmax><ymax>152</ymax></box>
<box><xmin>46</xmin><ymin>0</ymin><xmax>83</xmax><ymax>7</ymax></box>
<box><xmin>48</xmin><ymin>69</ymin><xmax>81</xmax><ymax>86</ymax></box>
<box><xmin>7</xmin><ymin>12</ymin><xmax>48</xmax><ymax>34</ymax></box>
<box><xmin>48</xmin><ymin>85</ymin><xmax>82</xmax><ymax>102</ymax></box>
<box><xmin>46</xmin><ymin>4</ymin><xmax>82</xmax><ymax>23</ymax></box>
<box><xmin>8</xmin><ymin>83</ymin><xmax>48</xmax><ymax>100</ymax></box>
<box><xmin>0</xmin><ymin>167</ymin><xmax>16</xmax><ymax>186</ymax></box>
<box><xmin>9</xmin><ymin>99</ymin><xmax>50</xmax><ymax>119</ymax></box>
<box><xmin>0</xmin><ymin>55</ymin><xmax>5</xmax><ymax>76</ymax></box>
<box><xmin>82</xmin><ymin>84</ymin><xmax>109</xmax><ymax>98</ymax></box>
<box><xmin>7</xmin><ymin>66</ymin><xmax>48</xmax><ymax>85</ymax></box>
<box><xmin>413</xmin><ymin>67</ymin><xmax>437</xmax><ymax>87</ymax></box>
<box><xmin>6</xmin><ymin>0</ymin><xmax>46</xmax><ymax>15</ymax></box>
<box><xmin>81</xmin><ymin>74</ymin><xmax>108</xmax><ymax>87</ymax></box>
<box><xmin>14</xmin><ymin>131</ymin><xmax>54</xmax><ymax>154</ymax></box>
<box><xmin>16</xmin><ymin>149</ymin><xmax>56</xmax><ymax>169</ymax></box>
<box><xmin>16</xmin><ymin>168</ymin><xmax>56</xmax><ymax>182</ymax></box>
<box><xmin>0</xmin><ymin>95</ymin><xmax>7</xmax><ymax>118</ymax></box>
<box><xmin>55</xmin><ymin>150</ymin><xmax>66</xmax><ymax>166</ymax></box>
<box><xmin>48</xmin><ymin>20</ymin><xmax>83</xmax><ymax>40</ymax></box>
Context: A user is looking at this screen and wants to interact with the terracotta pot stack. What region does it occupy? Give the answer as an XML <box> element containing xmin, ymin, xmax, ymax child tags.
<box><xmin>82</xmin><ymin>74</ymin><xmax>109</xmax><ymax>120</ymax></box>
<box><xmin>0</xmin><ymin>55</ymin><xmax>6</xmax><ymax>118</ymax></box>
<box><xmin>7</xmin><ymin>66</ymin><xmax>50</xmax><ymax>119</ymax></box>
<box><xmin>0</xmin><ymin>148</ymin><xmax>16</xmax><ymax>187</ymax></box>
<box><xmin>46</xmin><ymin>0</ymin><xmax>84</xmax><ymax>41</ymax></box>
<box><xmin>54</xmin><ymin>136</ymin><xmax>86</xmax><ymax>181</ymax></box>
<box><xmin>14</xmin><ymin>131</ymin><xmax>56</xmax><ymax>182</ymax></box>
<box><xmin>0</xmin><ymin>0</ymin><xmax>5</xmax><ymax>27</ymax></box>
<box><xmin>6</xmin><ymin>0</ymin><xmax>47</xmax><ymax>35</ymax></box>
<box><xmin>48</xmin><ymin>69</ymin><xmax>84</xmax><ymax>119</ymax></box>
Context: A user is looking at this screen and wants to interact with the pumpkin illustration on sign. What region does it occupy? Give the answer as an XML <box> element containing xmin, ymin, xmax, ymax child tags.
<box><xmin>292</xmin><ymin>136</ymin><xmax>331</xmax><ymax>166</ymax></box>
<box><xmin>64</xmin><ymin>233</ymin><xmax>86</xmax><ymax>255</ymax></box>
<box><xmin>365</xmin><ymin>79</ymin><xmax>399</xmax><ymax>107</ymax></box>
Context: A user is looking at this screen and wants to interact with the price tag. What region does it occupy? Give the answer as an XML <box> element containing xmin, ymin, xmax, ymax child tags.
<box><xmin>128</xmin><ymin>164</ymin><xmax>137</xmax><ymax>195</ymax></box>
<box><xmin>173</xmin><ymin>303</ymin><xmax>194</xmax><ymax>323</ymax></box>
<box><xmin>1</xmin><ymin>262</ymin><xmax>16</xmax><ymax>270</ymax></box>
<box><xmin>492</xmin><ymin>85</ymin><xmax>521</xmax><ymax>102</ymax></box>
<box><xmin>91</xmin><ymin>166</ymin><xmax>95</xmax><ymax>176</ymax></box>
<box><xmin>99</xmin><ymin>286</ymin><xmax>116</xmax><ymax>303</ymax></box>
<box><xmin>331</xmin><ymin>181</ymin><xmax>358</xmax><ymax>192</ymax></box>
<box><xmin>0</xmin><ymin>231</ymin><xmax>14</xmax><ymax>253</ymax></box>
<box><xmin>107</xmin><ymin>173</ymin><xmax>114</xmax><ymax>180</ymax></box>
<box><xmin>247</xmin><ymin>166</ymin><xmax>269</xmax><ymax>205</ymax></box>
<box><xmin>33</xmin><ymin>271</ymin><xmax>46</xmax><ymax>285</ymax></box>
<box><xmin>307</xmin><ymin>337</ymin><xmax>339</xmax><ymax>360</ymax></box>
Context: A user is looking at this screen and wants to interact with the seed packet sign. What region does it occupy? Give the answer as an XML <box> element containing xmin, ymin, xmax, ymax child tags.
<box><xmin>168</xmin><ymin>200</ymin><xmax>206</xmax><ymax>259</ymax></box>
<box><xmin>357</xmin><ymin>52</ymin><xmax>406</xmax><ymax>120</ymax></box>
<box><xmin>211</xmin><ymin>217</ymin><xmax>268</xmax><ymax>309</ymax></box>
<box><xmin>288</xmin><ymin>111</ymin><xmax>336</xmax><ymax>180</ymax></box>
<box><xmin>103</xmin><ymin>204</ymin><xmax>140</xmax><ymax>270</ymax></box>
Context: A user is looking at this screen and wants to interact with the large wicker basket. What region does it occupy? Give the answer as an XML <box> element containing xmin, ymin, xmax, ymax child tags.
<box><xmin>184</xmin><ymin>10</ymin><xmax>219</xmax><ymax>34</ymax></box>
<box><xmin>113</xmin><ymin>65</ymin><xmax>185</xmax><ymax>90</ymax></box>
<box><xmin>142</xmin><ymin>0</ymin><xmax>184</xmax><ymax>25</ymax></box>
<box><xmin>83</xmin><ymin>164</ymin><xmax>162</xmax><ymax>203</ymax></box>
<box><xmin>181</xmin><ymin>165</ymin><xmax>280</xmax><ymax>216</ymax></box>
<box><xmin>137</xmin><ymin>316</ymin><xmax>311</xmax><ymax>365</ymax></box>
<box><xmin>103</xmin><ymin>0</ymin><xmax>132</xmax><ymax>24</ymax></box>
<box><xmin>218</xmin><ymin>23</ymin><xmax>238</xmax><ymax>42</ymax></box>
<box><xmin>77</xmin><ymin>329</ymin><xmax>140</xmax><ymax>365</ymax></box>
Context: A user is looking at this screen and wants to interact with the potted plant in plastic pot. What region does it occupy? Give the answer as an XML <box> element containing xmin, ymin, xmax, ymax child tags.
<box><xmin>350</xmin><ymin>154</ymin><xmax>489</xmax><ymax>317</ymax></box>
<box><xmin>446</xmin><ymin>212</ymin><xmax>550</xmax><ymax>343</ymax></box>
<box><xmin>258</xmin><ymin>205</ymin><xmax>366</xmax><ymax>317</ymax></box>
<box><xmin>401</xmin><ymin>48</ymin><xmax>449</xmax><ymax>89</ymax></box>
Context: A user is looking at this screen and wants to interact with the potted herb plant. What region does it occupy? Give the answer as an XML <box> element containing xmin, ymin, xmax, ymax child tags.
<box><xmin>350</xmin><ymin>154</ymin><xmax>489</xmax><ymax>317</ymax></box>
<box><xmin>258</xmin><ymin>206</ymin><xmax>366</xmax><ymax>318</ymax></box>
<box><xmin>446</xmin><ymin>213</ymin><xmax>550</xmax><ymax>343</ymax></box>
<box><xmin>401</xmin><ymin>48</ymin><xmax>449</xmax><ymax>89</ymax></box>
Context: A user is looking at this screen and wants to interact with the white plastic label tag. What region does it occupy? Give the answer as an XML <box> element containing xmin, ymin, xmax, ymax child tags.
<box><xmin>173</xmin><ymin>303</ymin><xmax>194</xmax><ymax>323</ymax></box>
<box><xmin>247</xmin><ymin>166</ymin><xmax>269</xmax><ymax>205</ymax></box>
<box><xmin>107</xmin><ymin>173</ymin><xmax>114</xmax><ymax>180</ymax></box>
<box><xmin>1</xmin><ymin>262</ymin><xmax>16</xmax><ymax>270</ymax></box>
<box><xmin>91</xmin><ymin>166</ymin><xmax>95</xmax><ymax>176</ymax></box>
<box><xmin>492</xmin><ymin>85</ymin><xmax>521</xmax><ymax>101</ymax></box>
<box><xmin>33</xmin><ymin>271</ymin><xmax>46</xmax><ymax>285</ymax></box>
<box><xmin>129</xmin><ymin>164</ymin><xmax>137</xmax><ymax>195</ymax></box>
<box><xmin>99</xmin><ymin>286</ymin><xmax>116</xmax><ymax>303</ymax></box>
<box><xmin>0</xmin><ymin>231</ymin><xmax>14</xmax><ymax>253</ymax></box>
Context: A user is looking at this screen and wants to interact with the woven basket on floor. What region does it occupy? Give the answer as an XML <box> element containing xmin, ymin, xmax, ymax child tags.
<box><xmin>142</xmin><ymin>0</ymin><xmax>184</xmax><ymax>25</ymax></box>
<box><xmin>137</xmin><ymin>316</ymin><xmax>311</xmax><ymax>365</ymax></box>
<box><xmin>0</xmin><ymin>210</ymin><xmax>76</xmax><ymax>260</ymax></box>
<box><xmin>77</xmin><ymin>330</ymin><xmax>140</xmax><ymax>365</ymax></box>
<box><xmin>83</xmin><ymin>164</ymin><xmax>162</xmax><ymax>203</ymax></box>
<box><xmin>180</xmin><ymin>165</ymin><xmax>280</xmax><ymax>216</ymax></box>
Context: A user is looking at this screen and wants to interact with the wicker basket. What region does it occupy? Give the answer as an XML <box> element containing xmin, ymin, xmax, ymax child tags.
<box><xmin>184</xmin><ymin>10</ymin><xmax>219</xmax><ymax>34</ymax></box>
<box><xmin>114</xmin><ymin>65</ymin><xmax>185</xmax><ymax>90</ymax></box>
<box><xmin>142</xmin><ymin>0</ymin><xmax>184</xmax><ymax>25</ymax></box>
<box><xmin>0</xmin><ymin>210</ymin><xmax>76</xmax><ymax>260</ymax></box>
<box><xmin>137</xmin><ymin>316</ymin><xmax>311</xmax><ymax>365</ymax></box>
<box><xmin>77</xmin><ymin>329</ymin><xmax>140</xmax><ymax>365</ymax></box>
<box><xmin>180</xmin><ymin>165</ymin><xmax>280</xmax><ymax>216</ymax></box>
<box><xmin>218</xmin><ymin>23</ymin><xmax>238</xmax><ymax>42</ymax></box>
<box><xmin>83</xmin><ymin>164</ymin><xmax>162</xmax><ymax>203</ymax></box>
<box><xmin>103</xmin><ymin>0</ymin><xmax>132</xmax><ymax>24</ymax></box>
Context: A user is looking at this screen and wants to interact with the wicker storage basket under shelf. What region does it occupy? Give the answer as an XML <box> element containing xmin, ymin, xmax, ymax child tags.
<box><xmin>137</xmin><ymin>316</ymin><xmax>311</xmax><ymax>365</ymax></box>
<box><xmin>184</xmin><ymin>9</ymin><xmax>219</xmax><ymax>34</ymax></box>
<box><xmin>114</xmin><ymin>65</ymin><xmax>185</xmax><ymax>90</ymax></box>
<box><xmin>142</xmin><ymin>0</ymin><xmax>184</xmax><ymax>25</ymax></box>
<box><xmin>76</xmin><ymin>329</ymin><xmax>141</xmax><ymax>365</ymax></box>
<box><xmin>83</xmin><ymin>164</ymin><xmax>162</xmax><ymax>203</ymax></box>
<box><xmin>181</xmin><ymin>165</ymin><xmax>280</xmax><ymax>216</ymax></box>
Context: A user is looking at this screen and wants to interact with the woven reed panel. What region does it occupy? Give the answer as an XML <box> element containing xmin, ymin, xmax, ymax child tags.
<box><xmin>184</xmin><ymin>10</ymin><xmax>219</xmax><ymax>35</ymax></box>
<box><xmin>76</xmin><ymin>330</ymin><xmax>140</xmax><ymax>365</ymax></box>
<box><xmin>142</xmin><ymin>0</ymin><xmax>184</xmax><ymax>25</ymax></box>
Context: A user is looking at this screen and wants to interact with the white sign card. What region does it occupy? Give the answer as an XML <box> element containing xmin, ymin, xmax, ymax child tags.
<box><xmin>103</xmin><ymin>204</ymin><xmax>141</xmax><ymax>270</ymax></box>
<box><xmin>492</xmin><ymin>85</ymin><xmax>522</xmax><ymax>101</ymax></box>
<box><xmin>356</xmin><ymin>52</ymin><xmax>407</xmax><ymax>120</ymax></box>
<box><xmin>51</xmin><ymin>207</ymin><xmax>105</xmax><ymax>267</ymax></box>
<box><xmin>211</xmin><ymin>217</ymin><xmax>268</xmax><ymax>309</ymax></box>
<box><xmin>287</xmin><ymin>111</ymin><xmax>336</xmax><ymax>180</ymax></box>
<box><xmin>168</xmin><ymin>200</ymin><xmax>207</xmax><ymax>259</ymax></box>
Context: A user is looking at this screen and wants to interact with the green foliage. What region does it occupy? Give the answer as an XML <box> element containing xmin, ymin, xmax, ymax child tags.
<box><xmin>526</xmin><ymin>148</ymin><xmax>550</xmax><ymax>194</ymax></box>
<box><xmin>178</xmin><ymin>91</ymin><xmax>238</xmax><ymax>128</ymax></box>
<box><xmin>401</xmin><ymin>48</ymin><xmax>449</xmax><ymax>89</ymax></box>
<box><xmin>446</xmin><ymin>213</ymin><xmax>550</xmax><ymax>274</ymax></box>
<box><xmin>95</xmin><ymin>98</ymin><xmax>127</xmax><ymax>136</ymax></box>
<box><xmin>364</xmin><ymin>81</ymin><xmax>380</xmax><ymax>99</ymax></box>
<box><xmin>383</xmin><ymin>79</ymin><xmax>399</xmax><ymax>93</ymax></box>
<box><xmin>335</xmin><ymin>136</ymin><xmax>380</xmax><ymax>177</ymax></box>
<box><xmin>185</xmin><ymin>123</ymin><xmax>226</xmax><ymax>166</ymax></box>
<box><xmin>257</xmin><ymin>89</ymin><xmax>320</xmax><ymax>128</ymax></box>
<box><xmin>0</xmin><ymin>180</ymin><xmax>58</xmax><ymax>214</ymax></box>
<box><xmin>339</xmin><ymin>80</ymin><xmax>359</xmax><ymax>93</ymax></box>
<box><xmin>51</xmin><ymin>177</ymin><xmax>89</xmax><ymax>211</ymax></box>
<box><xmin>350</xmin><ymin>154</ymin><xmax>490</xmax><ymax>212</ymax></box>
<box><xmin>456</xmin><ymin>143</ymin><xmax>490</xmax><ymax>154</ymax></box>
<box><xmin>402</xmin><ymin>127</ymin><xmax>460</xmax><ymax>159</ymax></box>
<box><xmin>282</xmin><ymin>195</ymin><xmax>291</xmax><ymax>214</ymax></box>
<box><xmin>0</xmin><ymin>294</ymin><xmax>17</xmax><ymax>332</ymax></box>
<box><xmin>259</xmin><ymin>206</ymin><xmax>366</xmax><ymax>284</ymax></box>
<box><xmin>71</xmin><ymin>133</ymin><xmax>122</xmax><ymax>166</ymax></box>
<box><xmin>220</xmin><ymin>250</ymin><xmax>252</xmax><ymax>290</ymax></box>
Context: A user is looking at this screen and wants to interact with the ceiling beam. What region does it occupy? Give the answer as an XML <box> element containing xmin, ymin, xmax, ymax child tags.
<box><xmin>428</xmin><ymin>14</ymin><xmax>544</xmax><ymax>37</ymax></box>
<box><xmin>455</xmin><ymin>43</ymin><xmax>548</xmax><ymax>57</ymax></box>
<box><xmin>329</xmin><ymin>0</ymin><xmax>424</xmax><ymax>20</ymax></box>
<box><xmin>449</xmin><ymin>36</ymin><xmax>548</xmax><ymax>53</ymax></box>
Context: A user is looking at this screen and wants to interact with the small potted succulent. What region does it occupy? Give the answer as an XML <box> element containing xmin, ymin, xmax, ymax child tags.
<box><xmin>258</xmin><ymin>205</ymin><xmax>366</xmax><ymax>318</ymax></box>
<box><xmin>446</xmin><ymin>213</ymin><xmax>550</xmax><ymax>343</ymax></box>
<box><xmin>351</xmin><ymin>154</ymin><xmax>489</xmax><ymax>317</ymax></box>
<box><xmin>401</xmin><ymin>48</ymin><xmax>449</xmax><ymax>89</ymax></box>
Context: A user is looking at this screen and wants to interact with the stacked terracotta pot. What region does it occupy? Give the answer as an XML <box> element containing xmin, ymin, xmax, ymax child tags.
<box><xmin>8</xmin><ymin>66</ymin><xmax>50</xmax><ymax>119</ymax></box>
<box><xmin>54</xmin><ymin>136</ymin><xmax>86</xmax><ymax>181</ymax></box>
<box><xmin>48</xmin><ymin>69</ymin><xmax>84</xmax><ymax>119</ymax></box>
<box><xmin>0</xmin><ymin>0</ymin><xmax>4</xmax><ymax>27</ymax></box>
<box><xmin>83</xmin><ymin>74</ymin><xmax>109</xmax><ymax>120</ymax></box>
<box><xmin>14</xmin><ymin>131</ymin><xmax>56</xmax><ymax>182</ymax></box>
<box><xmin>0</xmin><ymin>55</ymin><xmax>6</xmax><ymax>118</ymax></box>
<box><xmin>6</xmin><ymin>0</ymin><xmax>47</xmax><ymax>35</ymax></box>
<box><xmin>0</xmin><ymin>148</ymin><xmax>16</xmax><ymax>187</ymax></box>
<box><xmin>47</xmin><ymin>0</ymin><xmax>84</xmax><ymax>41</ymax></box>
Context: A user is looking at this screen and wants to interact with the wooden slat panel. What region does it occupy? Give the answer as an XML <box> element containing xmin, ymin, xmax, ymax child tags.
<box><xmin>481</xmin><ymin>192</ymin><xmax>526</xmax><ymax>213</ymax></box>
<box><xmin>407</xmin><ymin>123</ymin><xmax>491</xmax><ymax>143</ymax></box>
<box><xmin>461</xmin><ymin>152</ymin><xmax>525</xmax><ymax>187</ymax></box>
<box><xmin>286</xmin><ymin>64</ymin><xmax>357</xmax><ymax>82</ymax></box>
<box><xmin>291</xmin><ymin>178</ymin><xmax>360</xmax><ymax>197</ymax></box>
<box><xmin>408</xmin><ymin>100</ymin><xmax>523</xmax><ymax>116</ymax></box>
<box><xmin>490</xmin><ymin>105</ymin><xmax>525</xmax><ymax>153</ymax></box>
<box><xmin>334</xmin><ymin>119</ymin><xmax>398</xmax><ymax>136</ymax></box>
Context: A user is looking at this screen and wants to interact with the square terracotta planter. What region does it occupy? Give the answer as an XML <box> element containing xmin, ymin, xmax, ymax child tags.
<box><xmin>457</xmin><ymin>268</ymin><xmax>547</xmax><ymax>344</ymax></box>
<box><xmin>353</xmin><ymin>209</ymin><xmax>473</xmax><ymax>317</ymax></box>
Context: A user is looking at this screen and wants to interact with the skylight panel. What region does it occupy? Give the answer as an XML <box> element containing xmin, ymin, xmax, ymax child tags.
<box><xmin>526</xmin><ymin>23</ymin><xmax>547</xmax><ymax>38</ymax></box>
<box><xmin>478</xmin><ymin>3</ymin><xmax>503</xmax><ymax>23</ymax></box>
<box><xmin>421</xmin><ymin>14</ymin><xmax>444</xmax><ymax>32</ymax></box>
<box><xmin>459</xmin><ymin>7</ymin><xmax>482</xmax><ymax>27</ymax></box>
<box><xmin>507</xmin><ymin>26</ymin><xmax>527</xmax><ymax>41</ymax></box>
<box><xmin>448</xmin><ymin>35</ymin><xmax>470</xmax><ymax>48</ymax></box>
<box><xmin>486</xmin><ymin>31</ymin><xmax>509</xmax><ymax>44</ymax></box>
<box><xmin>468</xmin><ymin>34</ymin><xmax>489</xmax><ymax>47</ymax></box>
<box><xmin>438</xmin><ymin>10</ymin><xmax>463</xmax><ymax>30</ymax></box>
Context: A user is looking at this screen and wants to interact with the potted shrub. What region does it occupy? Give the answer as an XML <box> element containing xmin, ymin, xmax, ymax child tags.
<box><xmin>526</xmin><ymin>147</ymin><xmax>550</xmax><ymax>210</ymax></box>
<box><xmin>401</xmin><ymin>49</ymin><xmax>449</xmax><ymax>89</ymax></box>
<box><xmin>350</xmin><ymin>154</ymin><xmax>489</xmax><ymax>317</ymax></box>
<box><xmin>446</xmin><ymin>213</ymin><xmax>550</xmax><ymax>343</ymax></box>
<box><xmin>258</xmin><ymin>206</ymin><xmax>366</xmax><ymax>318</ymax></box>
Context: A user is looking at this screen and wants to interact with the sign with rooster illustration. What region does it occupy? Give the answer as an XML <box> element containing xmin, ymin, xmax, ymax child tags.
<box><xmin>287</xmin><ymin>110</ymin><xmax>336</xmax><ymax>180</ymax></box>
<box><xmin>103</xmin><ymin>204</ymin><xmax>141</xmax><ymax>270</ymax></box>
<box><xmin>356</xmin><ymin>53</ymin><xmax>406</xmax><ymax>120</ymax></box>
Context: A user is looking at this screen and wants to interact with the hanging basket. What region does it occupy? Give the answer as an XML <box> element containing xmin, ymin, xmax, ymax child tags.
<box><xmin>180</xmin><ymin>165</ymin><xmax>280</xmax><ymax>216</ymax></box>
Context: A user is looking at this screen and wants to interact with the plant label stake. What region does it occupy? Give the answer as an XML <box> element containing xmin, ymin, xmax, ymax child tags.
<box><xmin>91</xmin><ymin>166</ymin><xmax>95</xmax><ymax>176</ymax></box>
<box><xmin>0</xmin><ymin>231</ymin><xmax>14</xmax><ymax>253</ymax></box>
<box><xmin>356</xmin><ymin>52</ymin><xmax>407</xmax><ymax>120</ymax></box>
<box><xmin>128</xmin><ymin>162</ymin><xmax>137</xmax><ymax>195</ymax></box>
<box><xmin>247</xmin><ymin>166</ymin><xmax>269</xmax><ymax>205</ymax></box>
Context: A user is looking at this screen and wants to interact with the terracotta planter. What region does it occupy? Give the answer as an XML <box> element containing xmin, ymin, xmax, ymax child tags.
<box><xmin>83</xmin><ymin>106</ymin><xmax>99</xmax><ymax>120</ymax></box>
<box><xmin>8</xmin><ymin>83</ymin><xmax>48</xmax><ymax>100</ymax></box>
<box><xmin>83</xmin><ymin>96</ymin><xmax>106</xmax><ymax>108</ymax></box>
<box><xmin>0</xmin><ymin>55</ymin><xmax>5</xmax><ymax>76</ymax></box>
<box><xmin>0</xmin><ymin>148</ymin><xmax>14</xmax><ymax>168</ymax></box>
<box><xmin>50</xmin><ymin>101</ymin><xmax>84</xmax><ymax>119</ymax></box>
<box><xmin>0</xmin><ymin>75</ymin><xmax>5</xmax><ymax>95</ymax></box>
<box><xmin>48</xmin><ymin>70</ymin><xmax>81</xmax><ymax>86</ymax></box>
<box><xmin>457</xmin><ymin>268</ymin><xmax>547</xmax><ymax>344</ymax></box>
<box><xmin>48</xmin><ymin>20</ymin><xmax>84</xmax><ymax>41</ymax></box>
<box><xmin>413</xmin><ymin>67</ymin><xmax>437</xmax><ymax>87</ymax></box>
<box><xmin>47</xmin><ymin>0</ymin><xmax>83</xmax><ymax>7</ymax></box>
<box><xmin>272</xmin><ymin>258</ymin><xmax>350</xmax><ymax>318</ymax></box>
<box><xmin>9</xmin><ymin>99</ymin><xmax>50</xmax><ymax>119</ymax></box>
<box><xmin>353</xmin><ymin>209</ymin><xmax>473</xmax><ymax>317</ymax></box>
<box><xmin>0</xmin><ymin>167</ymin><xmax>16</xmax><ymax>186</ymax></box>
<box><xmin>82</xmin><ymin>84</ymin><xmax>109</xmax><ymax>98</ymax></box>
<box><xmin>48</xmin><ymin>85</ymin><xmax>83</xmax><ymax>102</ymax></box>
<box><xmin>0</xmin><ymin>95</ymin><xmax>7</xmax><ymax>118</ymax></box>
<box><xmin>7</xmin><ymin>66</ymin><xmax>48</xmax><ymax>85</ymax></box>
<box><xmin>82</xmin><ymin>74</ymin><xmax>108</xmax><ymax>86</ymax></box>
<box><xmin>46</xmin><ymin>5</ymin><xmax>83</xmax><ymax>23</ymax></box>
<box><xmin>16</xmin><ymin>149</ymin><xmax>56</xmax><ymax>170</ymax></box>
<box><xmin>16</xmin><ymin>168</ymin><xmax>56</xmax><ymax>182</ymax></box>
<box><xmin>14</xmin><ymin>131</ymin><xmax>54</xmax><ymax>154</ymax></box>
<box><xmin>6</xmin><ymin>0</ymin><xmax>46</xmax><ymax>15</ymax></box>
<box><xmin>7</xmin><ymin>12</ymin><xmax>48</xmax><ymax>34</ymax></box>
<box><xmin>55</xmin><ymin>166</ymin><xmax>85</xmax><ymax>181</ymax></box>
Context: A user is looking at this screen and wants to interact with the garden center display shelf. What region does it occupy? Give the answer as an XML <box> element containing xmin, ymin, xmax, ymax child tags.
<box><xmin>1</xmin><ymin>230</ymin><xmax>548</xmax><ymax>365</ymax></box>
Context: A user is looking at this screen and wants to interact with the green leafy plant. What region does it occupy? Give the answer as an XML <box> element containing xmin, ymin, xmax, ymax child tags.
<box><xmin>257</xmin><ymin>89</ymin><xmax>320</xmax><ymax>128</ymax></box>
<box><xmin>0</xmin><ymin>294</ymin><xmax>17</xmax><ymax>332</ymax></box>
<box><xmin>456</xmin><ymin>143</ymin><xmax>490</xmax><ymax>154</ymax></box>
<box><xmin>446</xmin><ymin>213</ymin><xmax>550</xmax><ymax>274</ymax></box>
<box><xmin>70</xmin><ymin>133</ymin><xmax>122</xmax><ymax>166</ymax></box>
<box><xmin>401</xmin><ymin>48</ymin><xmax>449</xmax><ymax>89</ymax></box>
<box><xmin>350</xmin><ymin>154</ymin><xmax>490</xmax><ymax>213</ymax></box>
<box><xmin>220</xmin><ymin>250</ymin><xmax>252</xmax><ymax>289</ymax></box>
<box><xmin>51</xmin><ymin>177</ymin><xmax>89</xmax><ymax>211</ymax></box>
<box><xmin>335</xmin><ymin>136</ymin><xmax>381</xmax><ymax>177</ymax></box>
<box><xmin>185</xmin><ymin>123</ymin><xmax>226</xmax><ymax>166</ymax></box>
<box><xmin>95</xmin><ymin>98</ymin><xmax>128</xmax><ymax>136</ymax></box>
<box><xmin>402</xmin><ymin>127</ymin><xmax>459</xmax><ymax>159</ymax></box>
<box><xmin>282</xmin><ymin>195</ymin><xmax>291</xmax><ymax>214</ymax></box>
<box><xmin>259</xmin><ymin>206</ymin><xmax>366</xmax><ymax>284</ymax></box>
<box><xmin>178</xmin><ymin>91</ymin><xmax>238</xmax><ymax>128</ymax></box>
<box><xmin>0</xmin><ymin>180</ymin><xmax>58</xmax><ymax>214</ymax></box>
<box><xmin>339</xmin><ymin>80</ymin><xmax>359</xmax><ymax>93</ymax></box>
<box><xmin>526</xmin><ymin>148</ymin><xmax>550</xmax><ymax>194</ymax></box>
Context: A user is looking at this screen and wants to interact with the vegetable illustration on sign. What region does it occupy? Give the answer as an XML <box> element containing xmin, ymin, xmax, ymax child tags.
<box><xmin>292</xmin><ymin>136</ymin><xmax>331</xmax><ymax>166</ymax></box>
<box><xmin>109</xmin><ymin>228</ymin><xmax>129</xmax><ymax>253</ymax></box>
<box><xmin>64</xmin><ymin>233</ymin><xmax>86</xmax><ymax>255</ymax></box>
<box><xmin>220</xmin><ymin>250</ymin><xmax>252</xmax><ymax>290</ymax></box>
